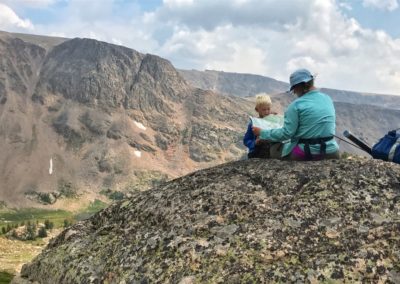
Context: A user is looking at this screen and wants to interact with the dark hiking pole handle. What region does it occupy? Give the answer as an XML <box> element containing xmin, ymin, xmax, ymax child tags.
<box><xmin>343</xmin><ymin>130</ymin><xmax>372</xmax><ymax>155</ymax></box>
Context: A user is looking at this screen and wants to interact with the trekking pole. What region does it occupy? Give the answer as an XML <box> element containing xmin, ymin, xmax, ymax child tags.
<box><xmin>343</xmin><ymin>130</ymin><xmax>372</xmax><ymax>155</ymax></box>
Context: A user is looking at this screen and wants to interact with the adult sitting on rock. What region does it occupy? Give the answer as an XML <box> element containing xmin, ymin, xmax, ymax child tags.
<box><xmin>252</xmin><ymin>69</ymin><xmax>339</xmax><ymax>161</ymax></box>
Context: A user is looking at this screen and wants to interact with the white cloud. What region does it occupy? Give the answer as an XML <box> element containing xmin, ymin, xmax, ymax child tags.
<box><xmin>205</xmin><ymin>43</ymin><xmax>267</xmax><ymax>75</ymax></box>
<box><xmin>0</xmin><ymin>0</ymin><xmax>57</xmax><ymax>9</ymax></box>
<box><xmin>150</xmin><ymin>0</ymin><xmax>400</xmax><ymax>94</ymax></box>
<box><xmin>338</xmin><ymin>1</ymin><xmax>352</xmax><ymax>10</ymax></box>
<box><xmin>32</xmin><ymin>0</ymin><xmax>159</xmax><ymax>53</ymax></box>
<box><xmin>0</xmin><ymin>3</ymin><xmax>33</xmax><ymax>30</ymax></box>
<box><xmin>163</xmin><ymin>0</ymin><xmax>194</xmax><ymax>6</ymax></box>
<box><xmin>155</xmin><ymin>0</ymin><xmax>310</xmax><ymax>31</ymax></box>
<box><xmin>362</xmin><ymin>0</ymin><xmax>399</xmax><ymax>11</ymax></box>
<box><xmin>3</xmin><ymin>0</ymin><xmax>400</xmax><ymax>95</ymax></box>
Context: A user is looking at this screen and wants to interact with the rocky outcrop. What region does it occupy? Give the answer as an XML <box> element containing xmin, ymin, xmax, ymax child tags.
<box><xmin>0</xmin><ymin>37</ymin><xmax>46</xmax><ymax>96</ymax></box>
<box><xmin>35</xmin><ymin>38</ymin><xmax>191</xmax><ymax>114</ymax></box>
<box><xmin>18</xmin><ymin>159</ymin><xmax>400</xmax><ymax>283</ymax></box>
<box><xmin>34</xmin><ymin>38</ymin><xmax>144</xmax><ymax>107</ymax></box>
<box><xmin>189</xmin><ymin>122</ymin><xmax>240</xmax><ymax>162</ymax></box>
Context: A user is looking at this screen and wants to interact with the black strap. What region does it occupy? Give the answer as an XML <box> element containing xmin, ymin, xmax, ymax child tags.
<box><xmin>298</xmin><ymin>136</ymin><xmax>333</xmax><ymax>161</ymax></box>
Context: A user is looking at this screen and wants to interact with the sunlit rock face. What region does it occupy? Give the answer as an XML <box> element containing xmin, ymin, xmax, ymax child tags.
<box><xmin>19</xmin><ymin>159</ymin><xmax>400</xmax><ymax>283</ymax></box>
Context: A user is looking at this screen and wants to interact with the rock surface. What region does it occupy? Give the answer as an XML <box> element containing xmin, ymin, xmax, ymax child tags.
<box><xmin>18</xmin><ymin>159</ymin><xmax>400</xmax><ymax>283</ymax></box>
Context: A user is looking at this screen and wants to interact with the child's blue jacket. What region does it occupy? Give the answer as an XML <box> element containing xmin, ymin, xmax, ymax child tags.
<box><xmin>243</xmin><ymin>121</ymin><xmax>255</xmax><ymax>153</ymax></box>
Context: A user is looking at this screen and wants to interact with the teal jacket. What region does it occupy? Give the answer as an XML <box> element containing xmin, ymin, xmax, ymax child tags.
<box><xmin>260</xmin><ymin>89</ymin><xmax>339</xmax><ymax>157</ymax></box>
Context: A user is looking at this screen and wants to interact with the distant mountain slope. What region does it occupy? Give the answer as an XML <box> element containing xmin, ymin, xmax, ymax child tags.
<box><xmin>321</xmin><ymin>88</ymin><xmax>400</xmax><ymax>110</ymax></box>
<box><xmin>334</xmin><ymin>102</ymin><xmax>400</xmax><ymax>155</ymax></box>
<box><xmin>179</xmin><ymin>69</ymin><xmax>288</xmax><ymax>97</ymax></box>
<box><xmin>179</xmin><ymin>69</ymin><xmax>400</xmax><ymax>110</ymax></box>
<box><xmin>0</xmin><ymin>31</ymin><xmax>253</xmax><ymax>207</ymax></box>
<box><xmin>0</xmin><ymin>30</ymin><xmax>67</xmax><ymax>50</ymax></box>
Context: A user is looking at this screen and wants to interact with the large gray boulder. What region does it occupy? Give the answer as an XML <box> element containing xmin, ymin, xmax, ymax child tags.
<box><xmin>17</xmin><ymin>159</ymin><xmax>400</xmax><ymax>283</ymax></box>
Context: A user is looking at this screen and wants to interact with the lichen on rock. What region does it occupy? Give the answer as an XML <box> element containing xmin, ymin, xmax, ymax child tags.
<box><xmin>17</xmin><ymin>159</ymin><xmax>400</xmax><ymax>283</ymax></box>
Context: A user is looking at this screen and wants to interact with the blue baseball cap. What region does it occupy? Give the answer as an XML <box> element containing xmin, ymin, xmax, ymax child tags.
<box><xmin>289</xmin><ymin>69</ymin><xmax>314</xmax><ymax>91</ymax></box>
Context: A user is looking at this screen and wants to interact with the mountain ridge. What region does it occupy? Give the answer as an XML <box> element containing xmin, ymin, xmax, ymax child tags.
<box><xmin>179</xmin><ymin>69</ymin><xmax>400</xmax><ymax>110</ymax></box>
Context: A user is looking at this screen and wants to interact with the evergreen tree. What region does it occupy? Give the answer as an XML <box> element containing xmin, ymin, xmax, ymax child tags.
<box><xmin>38</xmin><ymin>227</ymin><xmax>47</xmax><ymax>238</ymax></box>
<box><xmin>25</xmin><ymin>222</ymin><xmax>36</xmax><ymax>240</ymax></box>
<box><xmin>40</xmin><ymin>193</ymin><xmax>52</xmax><ymax>204</ymax></box>
<box><xmin>63</xmin><ymin>219</ymin><xmax>70</xmax><ymax>228</ymax></box>
<box><xmin>44</xmin><ymin>219</ymin><xmax>54</xmax><ymax>230</ymax></box>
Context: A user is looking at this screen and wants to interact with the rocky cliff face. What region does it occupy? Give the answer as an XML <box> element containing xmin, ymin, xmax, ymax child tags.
<box><xmin>35</xmin><ymin>38</ymin><xmax>190</xmax><ymax>111</ymax></box>
<box><xmin>17</xmin><ymin>158</ymin><xmax>400</xmax><ymax>283</ymax></box>
<box><xmin>0</xmin><ymin>37</ymin><xmax>45</xmax><ymax>101</ymax></box>
<box><xmin>0</xmin><ymin>31</ymin><xmax>253</xmax><ymax>207</ymax></box>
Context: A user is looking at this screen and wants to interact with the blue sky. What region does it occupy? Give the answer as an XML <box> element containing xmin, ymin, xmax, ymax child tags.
<box><xmin>1</xmin><ymin>0</ymin><xmax>400</xmax><ymax>95</ymax></box>
<box><xmin>342</xmin><ymin>0</ymin><xmax>400</xmax><ymax>38</ymax></box>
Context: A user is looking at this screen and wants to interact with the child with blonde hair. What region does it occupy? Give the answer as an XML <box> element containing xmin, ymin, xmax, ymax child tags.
<box><xmin>243</xmin><ymin>93</ymin><xmax>275</xmax><ymax>159</ymax></box>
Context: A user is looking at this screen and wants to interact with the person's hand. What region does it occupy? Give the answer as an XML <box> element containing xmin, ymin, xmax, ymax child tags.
<box><xmin>252</xmin><ymin>126</ymin><xmax>261</xmax><ymax>136</ymax></box>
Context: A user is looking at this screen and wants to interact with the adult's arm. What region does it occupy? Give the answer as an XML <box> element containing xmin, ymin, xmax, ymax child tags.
<box><xmin>259</xmin><ymin>103</ymin><xmax>299</xmax><ymax>142</ymax></box>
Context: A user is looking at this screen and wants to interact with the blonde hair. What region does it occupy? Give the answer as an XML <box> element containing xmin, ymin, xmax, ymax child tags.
<box><xmin>255</xmin><ymin>93</ymin><xmax>271</xmax><ymax>107</ymax></box>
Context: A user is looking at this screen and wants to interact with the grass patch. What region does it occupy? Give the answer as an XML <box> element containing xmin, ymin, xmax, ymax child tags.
<box><xmin>85</xmin><ymin>199</ymin><xmax>108</xmax><ymax>213</ymax></box>
<box><xmin>0</xmin><ymin>271</ymin><xmax>14</xmax><ymax>284</ymax></box>
<box><xmin>0</xmin><ymin>201</ymin><xmax>109</xmax><ymax>232</ymax></box>
<box><xmin>0</xmin><ymin>231</ymin><xmax>60</xmax><ymax>277</ymax></box>
<box><xmin>0</xmin><ymin>202</ymin><xmax>109</xmax><ymax>277</ymax></box>
<box><xmin>0</xmin><ymin>208</ymin><xmax>73</xmax><ymax>229</ymax></box>
<box><xmin>0</xmin><ymin>201</ymin><xmax>7</xmax><ymax>210</ymax></box>
<box><xmin>74</xmin><ymin>199</ymin><xmax>108</xmax><ymax>221</ymax></box>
